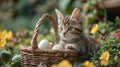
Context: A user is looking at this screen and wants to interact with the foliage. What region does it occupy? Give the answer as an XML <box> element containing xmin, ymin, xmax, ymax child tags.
<box><xmin>0</xmin><ymin>28</ymin><xmax>55</xmax><ymax>67</ymax></box>
<box><xmin>0</xmin><ymin>30</ymin><xmax>21</xmax><ymax>67</ymax></box>
<box><xmin>90</xmin><ymin>38</ymin><xmax>120</xmax><ymax>67</ymax></box>
<box><xmin>50</xmin><ymin>35</ymin><xmax>120</xmax><ymax>67</ymax></box>
<box><xmin>0</xmin><ymin>0</ymin><xmax>58</xmax><ymax>33</ymax></box>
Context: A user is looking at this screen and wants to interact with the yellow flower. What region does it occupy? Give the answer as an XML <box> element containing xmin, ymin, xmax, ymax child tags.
<box><xmin>100</xmin><ymin>51</ymin><xmax>110</xmax><ymax>66</ymax></box>
<box><xmin>51</xmin><ymin>60</ymin><xmax>72</xmax><ymax>67</ymax></box>
<box><xmin>83</xmin><ymin>61</ymin><xmax>95</xmax><ymax>67</ymax></box>
<box><xmin>58</xmin><ymin>60</ymin><xmax>72</xmax><ymax>67</ymax></box>
<box><xmin>6</xmin><ymin>31</ymin><xmax>13</xmax><ymax>40</ymax></box>
<box><xmin>0</xmin><ymin>30</ymin><xmax>13</xmax><ymax>40</ymax></box>
<box><xmin>90</xmin><ymin>24</ymin><xmax>98</xmax><ymax>34</ymax></box>
<box><xmin>0</xmin><ymin>38</ymin><xmax>6</xmax><ymax>48</ymax></box>
<box><xmin>0</xmin><ymin>30</ymin><xmax>8</xmax><ymax>39</ymax></box>
<box><xmin>0</xmin><ymin>30</ymin><xmax>13</xmax><ymax>48</ymax></box>
<box><xmin>0</xmin><ymin>30</ymin><xmax>7</xmax><ymax>48</ymax></box>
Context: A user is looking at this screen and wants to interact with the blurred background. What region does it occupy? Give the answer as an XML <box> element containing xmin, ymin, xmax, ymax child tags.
<box><xmin>0</xmin><ymin>0</ymin><xmax>82</xmax><ymax>33</ymax></box>
<box><xmin>0</xmin><ymin>0</ymin><xmax>120</xmax><ymax>34</ymax></box>
<box><xmin>0</xmin><ymin>0</ymin><xmax>120</xmax><ymax>66</ymax></box>
<box><xmin>1</xmin><ymin>0</ymin><xmax>120</xmax><ymax>47</ymax></box>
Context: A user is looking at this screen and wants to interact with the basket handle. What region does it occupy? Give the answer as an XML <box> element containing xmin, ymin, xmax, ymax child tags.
<box><xmin>30</xmin><ymin>14</ymin><xmax>58</xmax><ymax>50</ymax></box>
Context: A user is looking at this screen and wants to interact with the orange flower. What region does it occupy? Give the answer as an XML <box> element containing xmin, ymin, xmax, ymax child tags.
<box><xmin>100</xmin><ymin>51</ymin><xmax>110</xmax><ymax>66</ymax></box>
<box><xmin>90</xmin><ymin>24</ymin><xmax>98</xmax><ymax>34</ymax></box>
<box><xmin>83</xmin><ymin>61</ymin><xmax>95</xmax><ymax>67</ymax></box>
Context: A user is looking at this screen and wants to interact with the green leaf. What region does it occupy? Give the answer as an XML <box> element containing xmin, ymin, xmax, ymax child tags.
<box><xmin>74</xmin><ymin>62</ymin><xmax>83</xmax><ymax>67</ymax></box>
<box><xmin>1</xmin><ymin>51</ymin><xmax>11</xmax><ymax>63</ymax></box>
<box><xmin>10</xmin><ymin>59</ymin><xmax>21</xmax><ymax>67</ymax></box>
<box><xmin>9</xmin><ymin>54</ymin><xmax>21</xmax><ymax>67</ymax></box>
<box><xmin>12</xmin><ymin>54</ymin><xmax>20</xmax><ymax>61</ymax></box>
<box><xmin>114</xmin><ymin>55</ymin><xmax>120</xmax><ymax>63</ymax></box>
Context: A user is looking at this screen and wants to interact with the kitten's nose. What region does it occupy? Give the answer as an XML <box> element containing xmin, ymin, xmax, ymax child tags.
<box><xmin>63</xmin><ymin>30</ymin><xmax>67</xmax><ymax>35</ymax></box>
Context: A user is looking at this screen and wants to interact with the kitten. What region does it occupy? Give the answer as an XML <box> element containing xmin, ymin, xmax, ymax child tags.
<box><xmin>54</xmin><ymin>8</ymin><xmax>99</xmax><ymax>55</ymax></box>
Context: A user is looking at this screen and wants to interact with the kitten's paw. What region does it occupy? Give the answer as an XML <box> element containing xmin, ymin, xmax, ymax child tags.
<box><xmin>52</xmin><ymin>44</ymin><xmax>63</xmax><ymax>50</ymax></box>
<box><xmin>65</xmin><ymin>44</ymin><xmax>77</xmax><ymax>51</ymax></box>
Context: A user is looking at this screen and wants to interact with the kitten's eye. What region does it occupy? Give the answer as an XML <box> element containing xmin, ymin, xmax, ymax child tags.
<box><xmin>68</xmin><ymin>26</ymin><xmax>73</xmax><ymax>31</ymax></box>
<box><xmin>60</xmin><ymin>26</ymin><xmax>63</xmax><ymax>30</ymax></box>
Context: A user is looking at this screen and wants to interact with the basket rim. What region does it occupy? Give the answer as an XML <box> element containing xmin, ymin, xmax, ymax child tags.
<box><xmin>20</xmin><ymin>45</ymin><xmax>79</xmax><ymax>53</ymax></box>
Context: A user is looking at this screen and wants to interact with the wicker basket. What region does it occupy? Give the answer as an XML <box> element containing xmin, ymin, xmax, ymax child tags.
<box><xmin>20</xmin><ymin>14</ymin><xmax>80</xmax><ymax>67</ymax></box>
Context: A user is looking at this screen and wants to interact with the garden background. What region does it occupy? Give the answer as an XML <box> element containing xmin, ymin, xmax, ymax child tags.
<box><xmin>0</xmin><ymin>0</ymin><xmax>120</xmax><ymax>67</ymax></box>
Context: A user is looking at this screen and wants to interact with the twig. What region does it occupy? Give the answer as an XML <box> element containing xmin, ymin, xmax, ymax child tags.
<box><xmin>98</xmin><ymin>30</ymin><xmax>109</xmax><ymax>41</ymax></box>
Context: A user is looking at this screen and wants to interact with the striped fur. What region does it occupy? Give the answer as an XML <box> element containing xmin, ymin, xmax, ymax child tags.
<box><xmin>55</xmin><ymin>8</ymin><xmax>99</xmax><ymax>54</ymax></box>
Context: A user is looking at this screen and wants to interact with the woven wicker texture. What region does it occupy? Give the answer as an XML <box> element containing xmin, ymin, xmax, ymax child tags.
<box><xmin>20</xmin><ymin>14</ymin><xmax>79</xmax><ymax>67</ymax></box>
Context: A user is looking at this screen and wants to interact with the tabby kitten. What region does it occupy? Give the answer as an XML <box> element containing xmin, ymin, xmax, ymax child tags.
<box><xmin>55</xmin><ymin>8</ymin><xmax>99</xmax><ymax>54</ymax></box>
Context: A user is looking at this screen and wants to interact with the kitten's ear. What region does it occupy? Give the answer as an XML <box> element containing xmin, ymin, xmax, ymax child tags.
<box><xmin>55</xmin><ymin>9</ymin><xmax>64</xmax><ymax>22</ymax></box>
<box><xmin>70</xmin><ymin>8</ymin><xmax>81</xmax><ymax>20</ymax></box>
